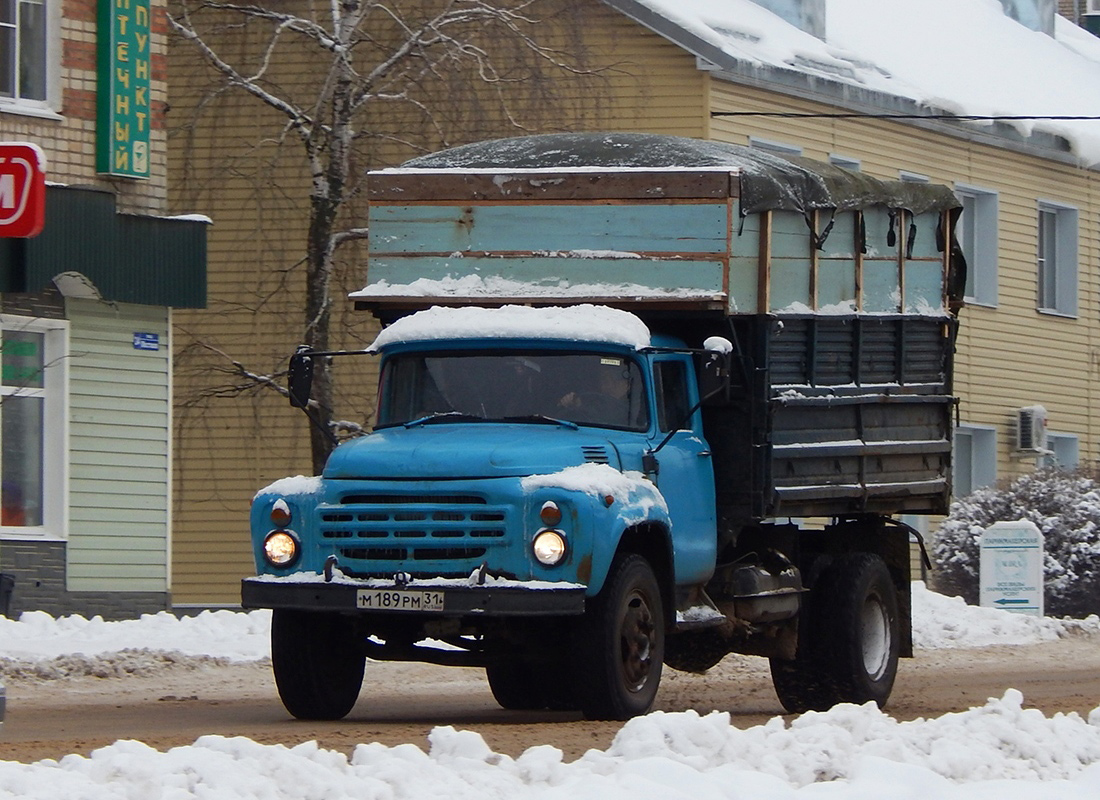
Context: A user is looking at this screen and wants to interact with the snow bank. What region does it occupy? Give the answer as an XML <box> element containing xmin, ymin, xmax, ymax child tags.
<box><xmin>1</xmin><ymin>693</ymin><xmax>1100</xmax><ymax>798</ymax></box>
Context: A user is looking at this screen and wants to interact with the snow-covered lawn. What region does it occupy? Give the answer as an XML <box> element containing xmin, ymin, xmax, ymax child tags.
<box><xmin>0</xmin><ymin>584</ymin><xmax>1098</xmax><ymax>799</ymax></box>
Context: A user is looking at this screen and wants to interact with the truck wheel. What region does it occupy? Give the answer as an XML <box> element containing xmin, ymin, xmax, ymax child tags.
<box><xmin>271</xmin><ymin>609</ymin><xmax>365</xmax><ymax>720</ymax></box>
<box><xmin>485</xmin><ymin>661</ymin><xmax>545</xmax><ymax>710</ymax></box>
<box><xmin>573</xmin><ymin>553</ymin><xmax>665</xmax><ymax>720</ymax></box>
<box><xmin>770</xmin><ymin>552</ymin><xmax>899</xmax><ymax>713</ymax></box>
<box><xmin>485</xmin><ymin>660</ymin><xmax>575</xmax><ymax>711</ymax></box>
<box><xmin>816</xmin><ymin>552</ymin><xmax>900</xmax><ymax>708</ymax></box>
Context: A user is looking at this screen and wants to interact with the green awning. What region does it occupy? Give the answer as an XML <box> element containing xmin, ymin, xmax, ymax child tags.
<box><xmin>0</xmin><ymin>185</ymin><xmax>207</xmax><ymax>308</ymax></box>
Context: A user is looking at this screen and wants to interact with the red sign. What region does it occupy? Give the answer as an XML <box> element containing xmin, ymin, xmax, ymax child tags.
<box><xmin>0</xmin><ymin>142</ymin><xmax>47</xmax><ymax>238</ymax></box>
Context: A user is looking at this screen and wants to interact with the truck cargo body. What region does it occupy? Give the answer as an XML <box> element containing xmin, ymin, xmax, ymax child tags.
<box><xmin>245</xmin><ymin>133</ymin><xmax>963</xmax><ymax>722</ymax></box>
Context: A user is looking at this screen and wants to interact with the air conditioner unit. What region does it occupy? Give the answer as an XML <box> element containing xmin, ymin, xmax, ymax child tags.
<box><xmin>1016</xmin><ymin>405</ymin><xmax>1048</xmax><ymax>453</ymax></box>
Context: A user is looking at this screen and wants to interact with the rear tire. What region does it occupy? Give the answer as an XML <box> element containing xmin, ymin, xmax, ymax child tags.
<box><xmin>572</xmin><ymin>553</ymin><xmax>665</xmax><ymax>720</ymax></box>
<box><xmin>769</xmin><ymin>553</ymin><xmax>899</xmax><ymax>713</ymax></box>
<box><xmin>271</xmin><ymin>609</ymin><xmax>365</xmax><ymax>720</ymax></box>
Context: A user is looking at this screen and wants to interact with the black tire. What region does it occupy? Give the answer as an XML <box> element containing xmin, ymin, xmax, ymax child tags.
<box><xmin>485</xmin><ymin>660</ymin><xmax>576</xmax><ymax>711</ymax></box>
<box><xmin>769</xmin><ymin>553</ymin><xmax>900</xmax><ymax>713</ymax></box>
<box><xmin>271</xmin><ymin>609</ymin><xmax>365</xmax><ymax>720</ymax></box>
<box><xmin>486</xmin><ymin>661</ymin><xmax>544</xmax><ymax>710</ymax></box>
<box><xmin>816</xmin><ymin>552</ymin><xmax>900</xmax><ymax>708</ymax></box>
<box><xmin>572</xmin><ymin>553</ymin><xmax>665</xmax><ymax>720</ymax></box>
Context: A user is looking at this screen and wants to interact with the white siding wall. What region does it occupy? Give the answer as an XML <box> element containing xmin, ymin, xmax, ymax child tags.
<box><xmin>66</xmin><ymin>298</ymin><xmax>170</xmax><ymax>592</ymax></box>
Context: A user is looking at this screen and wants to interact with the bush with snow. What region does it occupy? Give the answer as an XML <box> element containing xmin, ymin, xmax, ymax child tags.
<box><xmin>932</xmin><ymin>468</ymin><xmax>1100</xmax><ymax>617</ymax></box>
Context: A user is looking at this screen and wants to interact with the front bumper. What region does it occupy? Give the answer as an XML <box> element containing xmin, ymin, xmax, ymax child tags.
<box><xmin>241</xmin><ymin>576</ymin><xmax>586</xmax><ymax>616</ymax></box>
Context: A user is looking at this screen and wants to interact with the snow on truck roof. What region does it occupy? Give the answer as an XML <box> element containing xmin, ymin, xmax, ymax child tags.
<box><xmin>392</xmin><ymin>132</ymin><xmax>961</xmax><ymax>217</ymax></box>
<box><xmin>367</xmin><ymin>305</ymin><xmax>652</xmax><ymax>352</ymax></box>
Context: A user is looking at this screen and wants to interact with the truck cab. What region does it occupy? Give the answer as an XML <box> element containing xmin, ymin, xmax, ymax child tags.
<box><xmin>247</xmin><ymin>305</ymin><xmax>724</xmax><ymax>720</ymax></box>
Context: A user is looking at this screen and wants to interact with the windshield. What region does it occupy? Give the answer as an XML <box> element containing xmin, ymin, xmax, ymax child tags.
<box><xmin>378</xmin><ymin>351</ymin><xmax>649</xmax><ymax>431</ymax></box>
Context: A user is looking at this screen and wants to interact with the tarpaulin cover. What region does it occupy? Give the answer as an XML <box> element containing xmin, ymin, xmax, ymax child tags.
<box><xmin>400</xmin><ymin>132</ymin><xmax>962</xmax><ymax>217</ymax></box>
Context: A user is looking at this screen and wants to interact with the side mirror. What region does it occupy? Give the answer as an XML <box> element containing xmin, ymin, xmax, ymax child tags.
<box><xmin>287</xmin><ymin>347</ymin><xmax>314</xmax><ymax>408</ymax></box>
<box><xmin>698</xmin><ymin>337</ymin><xmax>732</xmax><ymax>405</ymax></box>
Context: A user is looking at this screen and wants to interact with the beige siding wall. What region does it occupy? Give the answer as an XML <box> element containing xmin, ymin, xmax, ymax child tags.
<box><xmin>167</xmin><ymin>0</ymin><xmax>708</xmax><ymax>604</ymax></box>
<box><xmin>710</xmin><ymin>80</ymin><xmax>1100</xmax><ymax>489</ymax></box>
<box><xmin>66</xmin><ymin>299</ymin><xmax>170</xmax><ymax>592</ymax></box>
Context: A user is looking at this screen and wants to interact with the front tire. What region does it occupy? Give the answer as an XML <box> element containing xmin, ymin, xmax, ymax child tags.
<box><xmin>271</xmin><ymin>609</ymin><xmax>365</xmax><ymax>720</ymax></box>
<box><xmin>572</xmin><ymin>553</ymin><xmax>665</xmax><ymax>720</ymax></box>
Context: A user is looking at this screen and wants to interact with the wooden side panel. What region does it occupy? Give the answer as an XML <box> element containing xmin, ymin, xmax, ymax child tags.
<box><xmin>369</xmin><ymin>202</ymin><xmax>732</xmax><ymax>255</ymax></box>
<box><xmin>66</xmin><ymin>299</ymin><xmax>170</xmax><ymax>592</ymax></box>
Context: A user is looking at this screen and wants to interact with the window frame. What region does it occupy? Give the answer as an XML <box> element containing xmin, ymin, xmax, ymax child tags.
<box><xmin>1042</xmin><ymin>432</ymin><xmax>1079</xmax><ymax>470</ymax></box>
<box><xmin>953</xmin><ymin>424</ymin><xmax>997</xmax><ymax>498</ymax></box>
<box><xmin>748</xmin><ymin>137</ymin><xmax>803</xmax><ymax>157</ymax></box>
<box><xmin>953</xmin><ymin>184</ymin><xmax>999</xmax><ymax>307</ymax></box>
<box><xmin>0</xmin><ymin>314</ymin><xmax>68</xmax><ymax>541</ymax></box>
<box><xmin>0</xmin><ymin>0</ymin><xmax>61</xmax><ymax>117</ymax></box>
<box><xmin>1036</xmin><ymin>200</ymin><xmax>1078</xmax><ymax>318</ymax></box>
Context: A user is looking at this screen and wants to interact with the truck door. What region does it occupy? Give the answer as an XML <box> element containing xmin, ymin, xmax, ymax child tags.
<box><xmin>651</xmin><ymin>357</ymin><xmax>718</xmax><ymax>584</ymax></box>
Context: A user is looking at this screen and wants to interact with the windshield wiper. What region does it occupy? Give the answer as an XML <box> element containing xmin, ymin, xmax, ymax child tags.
<box><xmin>502</xmin><ymin>415</ymin><xmax>579</xmax><ymax>430</ymax></box>
<box><xmin>404</xmin><ymin>412</ymin><xmax>488</xmax><ymax>428</ymax></box>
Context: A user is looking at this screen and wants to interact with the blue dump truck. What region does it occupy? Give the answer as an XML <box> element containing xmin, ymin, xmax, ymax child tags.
<box><xmin>243</xmin><ymin>133</ymin><xmax>964</xmax><ymax>721</ymax></box>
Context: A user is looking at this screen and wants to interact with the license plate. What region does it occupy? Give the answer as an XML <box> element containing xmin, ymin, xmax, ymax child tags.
<box><xmin>356</xmin><ymin>589</ymin><xmax>445</xmax><ymax>612</ymax></box>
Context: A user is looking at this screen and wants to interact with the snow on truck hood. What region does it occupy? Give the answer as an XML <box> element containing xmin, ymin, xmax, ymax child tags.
<box><xmin>322</xmin><ymin>424</ymin><xmax>626</xmax><ymax>481</ymax></box>
<box><xmin>367</xmin><ymin>305</ymin><xmax>652</xmax><ymax>351</ymax></box>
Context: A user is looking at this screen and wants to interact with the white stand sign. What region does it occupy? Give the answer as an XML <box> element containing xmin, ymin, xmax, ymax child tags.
<box><xmin>979</xmin><ymin>520</ymin><xmax>1044</xmax><ymax>617</ymax></box>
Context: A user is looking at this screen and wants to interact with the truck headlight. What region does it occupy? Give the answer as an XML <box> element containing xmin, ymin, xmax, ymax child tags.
<box><xmin>263</xmin><ymin>530</ymin><xmax>300</xmax><ymax>567</ymax></box>
<box><xmin>270</xmin><ymin>498</ymin><xmax>292</xmax><ymax>528</ymax></box>
<box><xmin>532</xmin><ymin>529</ymin><xmax>567</xmax><ymax>566</ymax></box>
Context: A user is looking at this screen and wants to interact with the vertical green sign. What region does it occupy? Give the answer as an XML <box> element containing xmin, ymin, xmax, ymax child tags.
<box><xmin>96</xmin><ymin>0</ymin><xmax>151</xmax><ymax>179</ymax></box>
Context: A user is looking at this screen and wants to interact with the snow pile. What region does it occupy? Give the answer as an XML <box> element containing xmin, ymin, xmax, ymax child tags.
<box><xmin>0</xmin><ymin>609</ymin><xmax>271</xmax><ymax>679</ymax></box>
<box><xmin>911</xmin><ymin>582</ymin><xmax>1100</xmax><ymax>649</ymax></box>
<box><xmin>1</xmin><ymin>693</ymin><xmax>1100</xmax><ymax>798</ymax></box>
<box><xmin>368</xmin><ymin>305</ymin><xmax>653</xmax><ymax>351</ymax></box>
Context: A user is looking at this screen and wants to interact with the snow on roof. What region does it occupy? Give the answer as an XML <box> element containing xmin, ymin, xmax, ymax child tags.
<box><xmin>615</xmin><ymin>0</ymin><xmax>1100</xmax><ymax>165</ymax></box>
<box><xmin>367</xmin><ymin>305</ymin><xmax>653</xmax><ymax>351</ymax></box>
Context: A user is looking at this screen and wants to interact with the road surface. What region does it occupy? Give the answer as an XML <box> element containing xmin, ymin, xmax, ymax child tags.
<box><xmin>2</xmin><ymin>635</ymin><xmax>1099</xmax><ymax>763</ymax></box>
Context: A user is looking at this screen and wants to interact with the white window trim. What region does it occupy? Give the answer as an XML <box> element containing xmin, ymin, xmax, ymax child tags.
<box><xmin>828</xmin><ymin>154</ymin><xmax>861</xmax><ymax>170</ymax></box>
<box><xmin>0</xmin><ymin>314</ymin><xmax>69</xmax><ymax>542</ymax></box>
<box><xmin>954</xmin><ymin>183</ymin><xmax>999</xmax><ymax>308</ymax></box>
<box><xmin>1036</xmin><ymin>199</ymin><xmax>1078</xmax><ymax>318</ymax></box>
<box><xmin>0</xmin><ymin>0</ymin><xmax>62</xmax><ymax>117</ymax></box>
<box><xmin>954</xmin><ymin>424</ymin><xmax>997</xmax><ymax>498</ymax></box>
<box><xmin>899</xmin><ymin>170</ymin><xmax>930</xmax><ymax>183</ymax></box>
<box><xmin>1043</xmin><ymin>432</ymin><xmax>1080</xmax><ymax>470</ymax></box>
<box><xmin>748</xmin><ymin>136</ymin><xmax>803</xmax><ymax>156</ymax></box>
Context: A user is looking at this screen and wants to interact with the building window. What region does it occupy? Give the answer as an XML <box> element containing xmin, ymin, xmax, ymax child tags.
<box><xmin>749</xmin><ymin>137</ymin><xmax>803</xmax><ymax>157</ymax></box>
<box><xmin>1037</xmin><ymin>201</ymin><xmax>1078</xmax><ymax>316</ymax></box>
<box><xmin>1</xmin><ymin>316</ymin><xmax>67</xmax><ymax>538</ymax></box>
<box><xmin>828</xmin><ymin>154</ymin><xmax>861</xmax><ymax>170</ymax></box>
<box><xmin>954</xmin><ymin>425</ymin><xmax>996</xmax><ymax>498</ymax></box>
<box><xmin>954</xmin><ymin>185</ymin><xmax>999</xmax><ymax>307</ymax></box>
<box><xmin>1043</xmin><ymin>433</ymin><xmax>1079</xmax><ymax>470</ymax></box>
<box><xmin>1</xmin><ymin>0</ymin><xmax>54</xmax><ymax>111</ymax></box>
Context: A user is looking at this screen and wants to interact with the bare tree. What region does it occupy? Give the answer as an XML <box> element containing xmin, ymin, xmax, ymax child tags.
<box><xmin>168</xmin><ymin>0</ymin><xmax>597</xmax><ymax>472</ymax></box>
